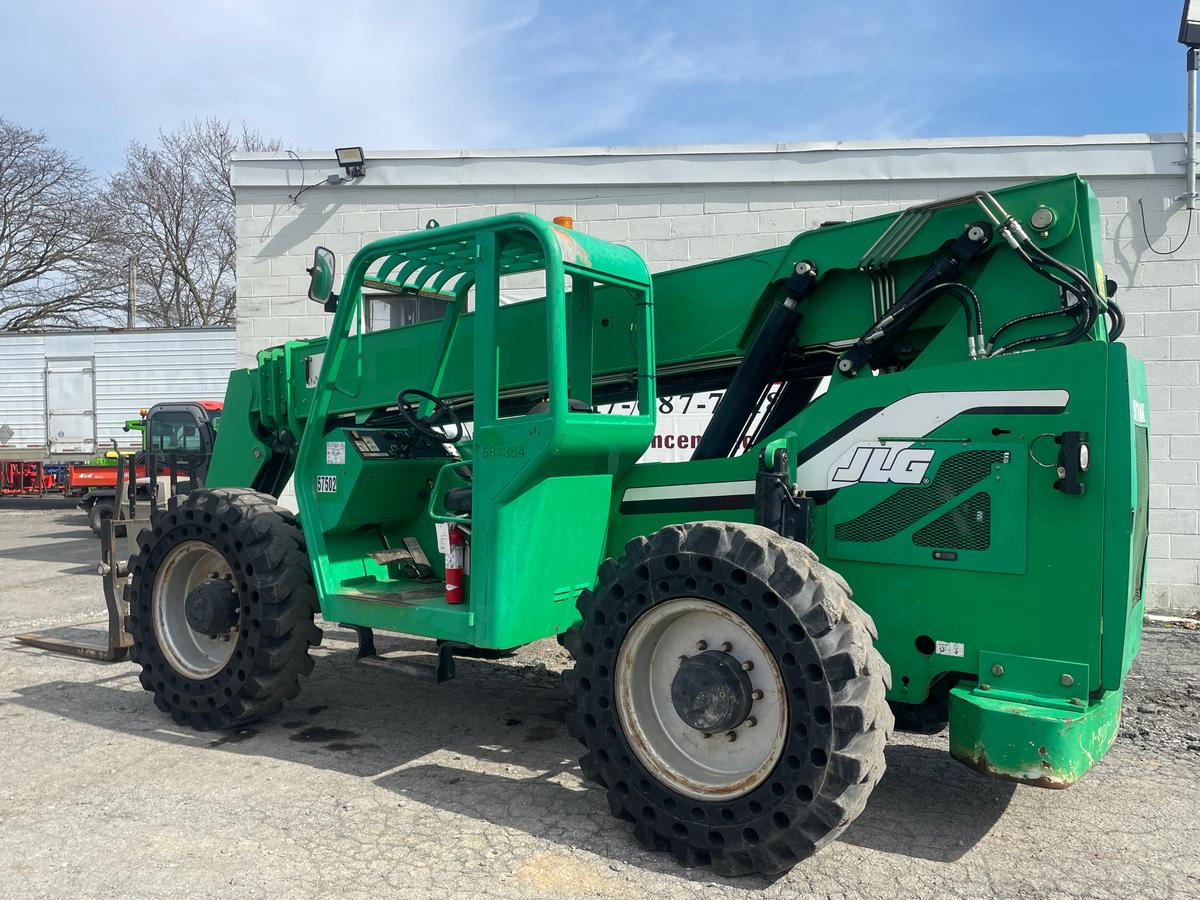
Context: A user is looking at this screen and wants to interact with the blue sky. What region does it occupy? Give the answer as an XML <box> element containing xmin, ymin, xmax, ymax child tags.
<box><xmin>0</xmin><ymin>0</ymin><xmax>1186</xmax><ymax>175</ymax></box>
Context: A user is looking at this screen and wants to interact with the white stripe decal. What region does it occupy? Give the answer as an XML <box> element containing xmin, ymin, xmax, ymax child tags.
<box><xmin>623</xmin><ymin>480</ymin><xmax>756</xmax><ymax>503</ymax></box>
<box><xmin>795</xmin><ymin>389</ymin><xmax>1069</xmax><ymax>492</ymax></box>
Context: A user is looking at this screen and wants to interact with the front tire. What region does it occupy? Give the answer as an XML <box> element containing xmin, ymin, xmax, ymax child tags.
<box><xmin>566</xmin><ymin>521</ymin><xmax>891</xmax><ymax>876</ymax></box>
<box><xmin>125</xmin><ymin>488</ymin><xmax>322</xmax><ymax>730</ymax></box>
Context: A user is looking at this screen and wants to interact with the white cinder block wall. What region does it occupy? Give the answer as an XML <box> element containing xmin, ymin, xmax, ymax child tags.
<box><xmin>232</xmin><ymin>135</ymin><xmax>1200</xmax><ymax>613</ymax></box>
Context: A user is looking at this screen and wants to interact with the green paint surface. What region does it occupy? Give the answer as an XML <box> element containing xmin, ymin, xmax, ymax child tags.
<box><xmin>204</xmin><ymin>176</ymin><xmax>1147</xmax><ymax>785</ymax></box>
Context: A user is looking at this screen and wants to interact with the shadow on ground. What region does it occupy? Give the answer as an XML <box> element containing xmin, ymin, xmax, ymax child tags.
<box><xmin>0</xmin><ymin>497</ymin><xmax>80</xmax><ymax>511</ymax></box>
<box><xmin>0</xmin><ymin>537</ymin><xmax>97</xmax><ymax>570</ymax></box>
<box><xmin>4</xmin><ymin>626</ymin><xmax>1014</xmax><ymax>881</ymax></box>
<box><xmin>840</xmin><ymin>742</ymin><xmax>1015</xmax><ymax>861</ymax></box>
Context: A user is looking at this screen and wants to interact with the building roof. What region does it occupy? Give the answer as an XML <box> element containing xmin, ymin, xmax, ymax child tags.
<box><xmin>0</xmin><ymin>326</ymin><xmax>235</xmax><ymax>340</ymax></box>
<box><xmin>232</xmin><ymin>133</ymin><xmax>1186</xmax><ymax>189</ymax></box>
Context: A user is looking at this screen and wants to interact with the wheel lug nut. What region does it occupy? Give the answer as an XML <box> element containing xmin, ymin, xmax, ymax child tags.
<box><xmin>746</xmin><ymin>717</ymin><xmax>757</xmax><ymax>728</ymax></box>
<box><xmin>720</xmin><ymin>641</ymin><xmax>732</xmax><ymax>652</ymax></box>
<box><xmin>725</xmin><ymin>731</ymin><xmax>737</xmax><ymax>742</ymax></box>
<box><xmin>696</xmin><ymin>640</ymin><xmax>708</xmax><ymax>651</ymax></box>
<box><xmin>741</xmin><ymin>660</ymin><xmax>754</xmax><ymax>671</ymax></box>
<box><xmin>751</xmin><ymin>689</ymin><xmax>764</xmax><ymax>700</ymax></box>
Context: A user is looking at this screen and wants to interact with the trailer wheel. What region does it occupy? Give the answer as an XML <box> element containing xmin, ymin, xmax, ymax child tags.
<box><xmin>125</xmin><ymin>488</ymin><xmax>322</xmax><ymax>730</ymax></box>
<box><xmin>87</xmin><ymin>499</ymin><xmax>125</xmax><ymax>538</ymax></box>
<box><xmin>566</xmin><ymin>521</ymin><xmax>892</xmax><ymax>876</ymax></box>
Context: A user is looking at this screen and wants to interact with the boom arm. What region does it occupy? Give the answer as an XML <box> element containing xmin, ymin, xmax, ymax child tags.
<box><xmin>207</xmin><ymin>174</ymin><xmax>1110</xmax><ymax>492</ymax></box>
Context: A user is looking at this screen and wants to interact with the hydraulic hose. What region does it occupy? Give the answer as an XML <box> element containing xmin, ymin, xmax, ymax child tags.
<box><xmin>992</xmin><ymin>292</ymin><xmax>1094</xmax><ymax>355</ymax></box>
<box><xmin>927</xmin><ymin>282</ymin><xmax>985</xmax><ymax>357</ymax></box>
<box><xmin>1108</xmin><ymin>300</ymin><xmax>1126</xmax><ymax>340</ymax></box>
<box><xmin>940</xmin><ymin>282</ymin><xmax>985</xmax><ymax>349</ymax></box>
<box><xmin>989</xmin><ymin>305</ymin><xmax>1078</xmax><ymax>347</ymax></box>
<box><xmin>855</xmin><ymin>281</ymin><xmax>983</xmax><ymax>360</ymax></box>
<box><xmin>988</xmin><ymin>282</ymin><xmax>1087</xmax><ymax>348</ymax></box>
<box><xmin>988</xmin><ymin>220</ymin><xmax>1103</xmax><ymax>355</ymax></box>
<box><xmin>992</xmin><ymin>283</ymin><xmax>1092</xmax><ymax>356</ymax></box>
<box><xmin>1018</xmin><ymin>235</ymin><xmax>1103</xmax><ymax>331</ymax></box>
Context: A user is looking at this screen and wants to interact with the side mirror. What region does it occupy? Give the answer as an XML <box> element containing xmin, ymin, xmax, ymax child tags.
<box><xmin>306</xmin><ymin>247</ymin><xmax>338</xmax><ymax>312</ymax></box>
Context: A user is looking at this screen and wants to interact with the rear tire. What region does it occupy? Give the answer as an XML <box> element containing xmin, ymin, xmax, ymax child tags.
<box><xmin>566</xmin><ymin>521</ymin><xmax>891</xmax><ymax>876</ymax></box>
<box><xmin>125</xmin><ymin>488</ymin><xmax>322</xmax><ymax>730</ymax></box>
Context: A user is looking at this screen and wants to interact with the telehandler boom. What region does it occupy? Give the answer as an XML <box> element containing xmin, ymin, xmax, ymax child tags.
<box><xmin>111</xmin><ymin>174</ymin><xmax>1146</xmax><ymax>876</ymax></box>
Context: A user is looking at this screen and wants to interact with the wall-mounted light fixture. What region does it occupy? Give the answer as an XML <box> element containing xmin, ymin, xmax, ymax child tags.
<box><xmin>289</xmin><ymin>147</ymin><xmax>369</xmax><ymax>202</ymax></box>
<box><xmin>335</xmin><ymin>146</ymin><xmax>367</xmax><ymax>179</ymax></box>
<box><xmin>1181</xmin><ymin>0</ymin><xmax>1200</xmax><ymax>45</ymax></box>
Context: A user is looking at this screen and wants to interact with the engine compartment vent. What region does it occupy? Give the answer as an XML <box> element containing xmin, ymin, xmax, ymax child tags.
<box><xmin>913</xmin><ymin>491</ymin><xmax>991</xmax><ymax>551</ymax></box>
<box><xmin>834</xmin><ymin>449</ymin><xmax>1004</xmax><ymax>544</ymax></box>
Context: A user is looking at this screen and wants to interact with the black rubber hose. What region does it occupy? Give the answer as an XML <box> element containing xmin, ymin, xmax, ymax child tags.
<box><xmin>992</xmin><ymin>310</ymin><xmax>1089</xmax><ymax>354</ymax></box>
<box><xmin>988</xmin><ymin>284</ymin><xmax>1087</xmax><ymax>347</ymax></box>
<box><xmin>992</xmin><ymin>324</ymin><xmax>1082</xmax><ymax>356</ymax></box>
<box><xmin>987</xmin><ymin>246</ymin><xmax>1080</xmax><ymax>346</ymax></box>
<box><xmin>1107</xmin><ymin>300</ymin><xmax>1126</xmax><ymax>340</ymax></box>
<box><xmin>992</xmin><ymin>297</ymin><xmax>1092</xmax><ymax>356</ymax></box>
<box><xmin>990</xmin><ymin>247</ymin><xmax>1097</xmax><ymax>355</ymax></box>
<box><xmin>988</xmin><ymin>238</ymin><xmax>1101</xmax><ymax>350</ymax></box>
<box><xmin>1021</xmin><ymin>236</ymin><xmax>1096</xmax><ymax>288</ymax></box>
<box><xmin>938</xmin><ymin>281</ymin><xmax>984</xmax><ymax>341</ymax></box>
<box><xmin>897</xmin><ymin>283</ymin><xmax>978</xmax><ymax>347</ymax></box>
<box><xmin>1021</xmin><ymin>240</ymin><xmax>1102</xmax><ymax>327</ymax></box>
<box><xmin>989</xmin><ymin>305</ymin><xmax>1076</xmax><ymax>347</ymax></box>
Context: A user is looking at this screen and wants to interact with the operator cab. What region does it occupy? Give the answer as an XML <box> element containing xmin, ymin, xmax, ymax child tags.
<box><xmin>296</xmin><ymin>216</ymin><xmax>656</xmax><ymax>650</ymax></box>
<box><xmin>343</xmin><ymin>389</ymin><xmax>466</xmax><ymax>461</ymax></box>
<box><xmin>382</xmin><ymin>386</ymin><xmax>599</xmax><ymax>515</ymax></box>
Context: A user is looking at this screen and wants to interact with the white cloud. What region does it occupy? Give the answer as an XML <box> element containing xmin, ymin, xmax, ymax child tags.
<box><xmin>2</xmin><ymin>0</ymin><xmax>542</xmax><ymax>168</ymax></box>
<box><xmin>0</xmin><ymin>0</ymin><xmax>1124</xmax><ymax>173</ymax></box>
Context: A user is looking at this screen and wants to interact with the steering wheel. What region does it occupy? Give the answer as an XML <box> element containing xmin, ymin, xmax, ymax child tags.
<box><xmin>397</xmin><ymin>388</ymin><xmax>465</xmax><ymax>444</ymax></box>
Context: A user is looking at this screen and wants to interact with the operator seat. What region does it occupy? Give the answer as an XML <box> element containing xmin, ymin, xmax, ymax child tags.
<box><xmin>440</xmin><ymin>399</ymin><xmax>595</xmax><ymax>516</ymax></box>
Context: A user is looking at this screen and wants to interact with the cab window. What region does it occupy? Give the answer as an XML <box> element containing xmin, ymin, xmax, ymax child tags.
<box><xmin>149</xmin><ymin>411</ymin><xmax>204</xmax><ymax>453</ymax></box>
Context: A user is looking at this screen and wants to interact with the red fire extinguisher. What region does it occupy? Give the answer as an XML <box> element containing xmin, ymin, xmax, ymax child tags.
<box><xmin>445</xmin><ymin>524</ymin><xmax>465</xmax><ymax>605</ymax></box>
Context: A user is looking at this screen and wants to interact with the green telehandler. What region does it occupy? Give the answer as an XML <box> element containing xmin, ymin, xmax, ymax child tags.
<box><xmin>110</xmin><ymin>174</ymin><xmax>1146</xmax><ymax>876</ymax></box>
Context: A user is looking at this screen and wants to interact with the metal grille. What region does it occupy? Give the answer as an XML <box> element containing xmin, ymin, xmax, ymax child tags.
<box><xmin>913</xmin><ymin>492</ymin><xmax>991</xmax><ymax>550</ymax></box>
<box><xmin>834</xmin><ymin>449</ymin><xmax>1004</xmax><ymax>544</ymax></box>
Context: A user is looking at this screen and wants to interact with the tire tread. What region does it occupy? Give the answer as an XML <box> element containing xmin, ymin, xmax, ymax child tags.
<box><xmin>566</xmin><ymin>520</ymin><xmax>891</xmax><ymax>877</ymax></box>
<box><xmin>124</xmin><ymin>488</ymin><xmax>321</xmax><ymax>731</ymax></box>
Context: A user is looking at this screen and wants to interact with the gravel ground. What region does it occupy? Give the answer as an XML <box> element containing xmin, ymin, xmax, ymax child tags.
<box><xmin>0</xmin><ymin>503</ymin><xmax>1197</xmax><ymax>899</ymax></box>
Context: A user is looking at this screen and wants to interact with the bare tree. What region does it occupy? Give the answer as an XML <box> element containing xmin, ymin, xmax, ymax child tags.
<box><xmin>0</xmin><ymin>119</ymin><xmax>123</xmax><ymax>330</ymax></box>
<box><xmin>106</xmin><ymin>119</ymin><xmax>279</xmax><ymax>327</ymax></box>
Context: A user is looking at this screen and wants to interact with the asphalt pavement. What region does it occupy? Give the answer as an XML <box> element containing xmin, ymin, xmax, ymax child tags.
<box><xmin>0</xmin><ymin>503</ymin><xmax>1196</xmax><ymax>899</ymax></box>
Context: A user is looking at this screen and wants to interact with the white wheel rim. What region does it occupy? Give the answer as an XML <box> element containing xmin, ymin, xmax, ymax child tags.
<box><xmin>615</xmin><ymin>597</ymin><xmax>787</xmax><ymax>800</ymax></box>
<box><xmin>152</xmin><ymin>540</ymin><xmax>239</xmax><ymax>679</ymax></box>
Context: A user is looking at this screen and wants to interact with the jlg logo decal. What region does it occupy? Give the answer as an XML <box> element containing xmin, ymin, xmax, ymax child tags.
<box><xmin>831</xmin><ymin>444</ymin><xmax>935</xmax><ymax>486</ymax></box>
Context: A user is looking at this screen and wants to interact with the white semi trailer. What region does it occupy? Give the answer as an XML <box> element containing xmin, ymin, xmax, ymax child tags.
<box><xmin>0</xmin><ymin>327</ymin><xmax>235</xmax><ymax>463</ymax></box>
